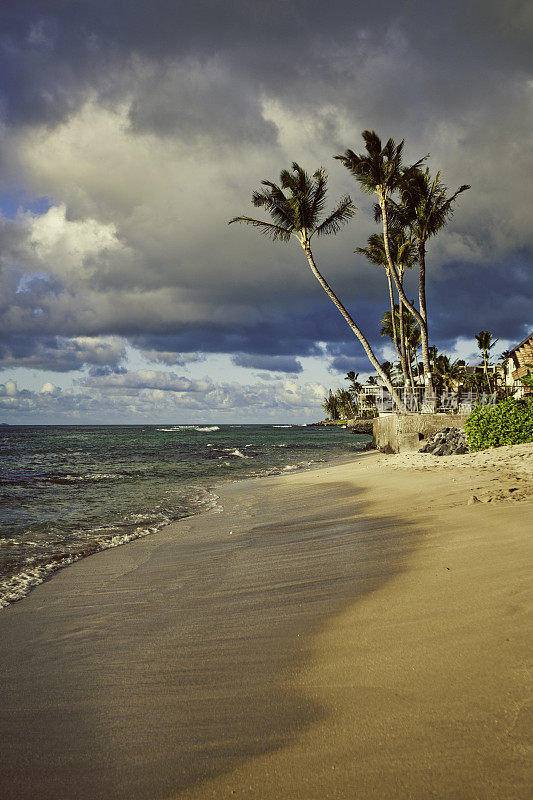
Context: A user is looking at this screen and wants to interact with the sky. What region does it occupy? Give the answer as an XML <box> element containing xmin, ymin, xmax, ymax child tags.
<box><xmin>0</xmin><ymin>0</ymin><xmax>531</xmax><ymax>423</ymax></box>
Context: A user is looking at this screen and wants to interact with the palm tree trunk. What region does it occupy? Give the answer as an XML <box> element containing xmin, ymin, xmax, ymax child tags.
<box><xmin>303</xmin><ymin>242</ymin><xmax>408</xmax><ymax>413</ymax></box>
<box><xmin>483</xmin><ymin>351</ymin><xmax>492</xmax><ymax>392</ymax></box>
<box><xmin>417</xmin><ymin>239</ymin><xmax>428</xmax><ymax>327</ymax></box>
<box><xmin>379</xmin><ymin>196</ymin><xmax>433</xmax><ymax>394</ymax></box>
<box><xmin>398</xmin><ymin>296</ymin><xmax>410</xmax><ymax>388</ymax></box>
<box><xmin>387</xmin><ymin>270</ymin><xmax>409</xmax><ymax>386</ymax></box>
<box><xmin>406</xmin><ymin>341</ymin><xmax>416</xmax><ymax>394</ymax></box>
<box><xmin>416</xmin><ymin>239</ymin><xmax>434</xmax><ymax>394</ymax></box>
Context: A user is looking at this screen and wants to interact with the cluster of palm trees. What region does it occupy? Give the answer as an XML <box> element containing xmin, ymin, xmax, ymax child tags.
<box><xmin>322</xmin><ymin>387</ymin><xmax>356</xmax><ymax>421</ymax></box>
<box><xmin>322</xmin><ymin>329</ymin><xmax>503</xmax><ymax>420</ymax></box>
<box><xmin>229</xmin><ymin>130</ymin><xmax>470</xmax><ymax>413</ymax></box>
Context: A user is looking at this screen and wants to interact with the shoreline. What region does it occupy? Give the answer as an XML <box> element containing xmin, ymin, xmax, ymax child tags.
<box><xmin>1</xmin><ymin>443</ymin><xmax>531</xmax><ymax>798</ymax></box>
<box><xmin>0</xmin><ymin>437</ymin><xmax>369</xmax><ymax>611</ymax></box>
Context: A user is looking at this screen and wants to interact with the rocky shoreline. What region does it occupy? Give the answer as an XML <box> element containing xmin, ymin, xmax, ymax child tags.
<box><xmin>309</xmin><ymin>419</ymin><xmax>374</xmax><ymax>435</ymax></box>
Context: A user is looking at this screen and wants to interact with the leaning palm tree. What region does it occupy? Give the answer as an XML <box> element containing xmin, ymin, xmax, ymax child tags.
<box><xmin>335</xmin><ymin>132</ymin><xmax>433</xmax><ymax>390</ymax></box>
<box><xmin>229</xmin><ymin>162</ymin><xmax>408</xmax><ymax>412</ymax></box>
<box><xmin>475</xmin><ymin>330</ymin><xmax>500</xmax><ymax>391</ymax></box>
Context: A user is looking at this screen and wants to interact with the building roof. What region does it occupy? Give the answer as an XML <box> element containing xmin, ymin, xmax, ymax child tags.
<box><xmin>507</xmin><ymin>331</ymin><xmax>533</xmax><ymax>355</ymax></box>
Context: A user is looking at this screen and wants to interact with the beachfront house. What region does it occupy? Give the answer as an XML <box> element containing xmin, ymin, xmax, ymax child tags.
<box><xmin>503</xmin><ymin>332</ymin><xmax>533</xmax><ymax>397</ymax></box>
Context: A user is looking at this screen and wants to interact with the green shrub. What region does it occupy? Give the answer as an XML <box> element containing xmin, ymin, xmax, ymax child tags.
<box><xmin>519</xmin><ymin>364</ymin><xmax>533</xmax><ymax>391</ymax></box>
<box><xmin>465</xmin><ymin>397</ymin><xmax>533</xmax><ymax>451</ymax></box>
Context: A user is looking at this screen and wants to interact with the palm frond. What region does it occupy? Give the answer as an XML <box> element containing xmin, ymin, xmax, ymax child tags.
<box><xmin>313</xmin><ymin>196</ymin><xmax>356</xmax><ymax>237</ymax></box>
<box><xmin>228</xmin><ymin>216</ymin><xmax>293</xmax><ymax>242</ymax></box>
<box><xmin>251</xmin><ymin>185</ymin><xmax>298</xmax><ymax>231</ymax></box>
<box><xmin>333</xmin><ymin>149</ymin><xmax>376</xmax><ymax>193</ymax></box>
<box><xmin>309</xmin><ymin>168</ymin><xmax>328</xmax><ymax>224</ymax></box>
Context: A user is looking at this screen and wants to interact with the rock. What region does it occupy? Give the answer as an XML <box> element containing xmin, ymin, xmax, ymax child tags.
<box><xmin>468</xmin><ymin>495</ymin><xmax>481</xmax><ymax>504</ymax></box>
<box><xmin>350</xmin><ymin>419</ymin><xmax>374</xmax><ymax>435</ymax></box>
<box><xmin>419</xmin><ymin>426</ymin><xmax>470</xmax><ymax>457</ymax></box>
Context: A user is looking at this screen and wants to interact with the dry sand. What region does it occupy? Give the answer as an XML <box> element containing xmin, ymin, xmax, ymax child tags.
<box><xmin>1</xmin><ymin>443</ymin><xmax>531</xmax><ymax>799</ymax></box>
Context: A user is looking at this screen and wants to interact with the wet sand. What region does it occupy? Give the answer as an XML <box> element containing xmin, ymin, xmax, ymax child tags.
<box><xmin>0</xmin><ymin>443</ymin><xmax>531</xmax><ymax>799</ymax></box>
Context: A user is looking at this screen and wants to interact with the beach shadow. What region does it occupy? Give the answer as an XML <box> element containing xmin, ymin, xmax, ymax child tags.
<box><xmin>0</xmin><ymin>479</ymin><xmax>417</xmax><ymax>800</ymax></box>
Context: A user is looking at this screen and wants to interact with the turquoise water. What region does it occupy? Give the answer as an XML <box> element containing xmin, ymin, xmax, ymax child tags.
<box><xmin>0</xmin><ymin>424</ymin><xmax>369</xmax><ymax>607</ymax></box>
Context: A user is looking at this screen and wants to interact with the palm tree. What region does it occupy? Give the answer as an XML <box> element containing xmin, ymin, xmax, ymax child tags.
<box><xmin>392</xmin><ymin>167</ymin><xmax>470</xmax><ymax>384</ymax></box>
<box><xmin>433</xmin><ymin>354</ymin><xmax>466</xmax><ymax>394</ymax></box>
<box><xmin>335</xmin><ymin>388</ymin><xmax>356</xmax><ymax>419</ymax></box>
<box><xmin>403</xmin><ymin>311</ymin><xmax>422</xmax><ymax>388</ymax></box>
<box><xmin>380</xmin><ymin>302</ymin><xmax>420</xmax><ymax>390</ymax></box>
<box><xmin>229</xmin><ymin>162</ymin><xmax>408</xmax><ymax>412</ymax></box>
<box><xmin>345</xmin><ymin>371</ymin><xmax>363</xmax><ymax>416</ymax></box>
<box><xmin>345</xmin><ymin>371</ymin><xmax>363</xmax><ymax>393</ymax></box>
<box><xmin>356</xmin><ymin>227</ymin><xmax>416</xmax><ymax>386</ymax></box>
<box><xmin>323</xmin><ymin>389</ymin><xmax>340</xmax><ymax>420</ymax></box>
<box><xmin>334</xmin><ymin>132</ymin><xmax>433</xmax><ymax>390</ymax></box>
<box><xmin>475</xmin><ymin>330</ymin><xmax>500</xmax><ymax>391</ymax></box>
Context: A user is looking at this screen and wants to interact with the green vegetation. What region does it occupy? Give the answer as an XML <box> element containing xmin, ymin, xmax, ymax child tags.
<box><xmin>475</xmin><ymin>330</ymin><xmax>500</xmax><ymax>392</ymax></box>
<box><xmin>465</xmin><ymin>397</ymin><xmax>533</xmax><ymax>451</ymax></box>
<box><xmin>322</xmin><ymin>387</ymin><xmax>356</xmax><ymax>420</ymax></box>
<box><xmin>518</xmin><ymin>364</ymin><xmax>533</xmax><ymax>391</ymax></box>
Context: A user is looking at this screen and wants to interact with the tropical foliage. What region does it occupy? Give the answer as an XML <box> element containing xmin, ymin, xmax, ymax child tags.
<box><xmin>465</xmin><ymin>397</ymin><xmax>533</xmax><ymax>450</ymax></box>
<box><xmin>475</xmin><ymin>330</ymin><xmax>500</xmax><ymax>391</ymax></box>
<box><xmin>322</xmin><ymin>387</ymin><xmax>356</xmax><ymax>420</ymax></box>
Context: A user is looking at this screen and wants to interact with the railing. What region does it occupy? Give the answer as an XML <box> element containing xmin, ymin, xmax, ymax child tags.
<box><xmin>355</xmin><ymin>387</ymin><xmax>498</xmax><ymax>415</ymax></box>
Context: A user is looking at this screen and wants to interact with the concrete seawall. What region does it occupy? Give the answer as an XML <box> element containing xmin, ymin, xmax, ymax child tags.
<box><xmin>373</xmin><ymin>413</ymin><xmax>469</xmax><ymax>453</ymax></box>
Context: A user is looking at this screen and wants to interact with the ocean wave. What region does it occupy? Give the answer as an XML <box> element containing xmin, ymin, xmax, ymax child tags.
<box><xmin>195</xmin><ymin>426</ymin><xmax>220</xmax><ymax>432</ymax></box>
<box><xmin>0</xmin><ymin>488</ymin><xmax>222</xmax><ymax>610</ymax></box>
<box><xmin>273</xmin><ymin>425</ymin><xmax>292</xmax><ymax>428</ymax></box>
<box><xmin>221</xmin><ymin>447</ymin><xmax>249</xmax><ymax>458</ymax></box>
<box><xmin>0</xmin><ymin>555</ymin><xmax>80</xmax><ymax>609</ymax></box>
<box><xmin>41</xmin><ymin>472</ymin><xmax>120</xmax><ymax>484</ymax></box>
<box><xmin>157</xmin><ymin>427</ymin><xmax>188</xmax><ymax>431</ymax></box>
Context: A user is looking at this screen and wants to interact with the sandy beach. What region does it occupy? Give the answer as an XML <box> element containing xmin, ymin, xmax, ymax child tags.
<box><xmin>1</xmin><ymin>443</ymin><xmax>531</xmax><ymax>799</ymax></box>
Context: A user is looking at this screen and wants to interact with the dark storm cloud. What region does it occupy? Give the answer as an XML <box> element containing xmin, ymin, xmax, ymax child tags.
<box><xmin>0</xmin><ymin>333</ymin><xmax>126</xmax><ymax>372</ymax></box>
<box><xmin>0</xmin><ymin>0</ymin><xmax>531</xmax><ymax>383</ymax></box>
<box><xmin>2</xmin><ymin>1</ymin><xmax>530</xmax><ymax>133</ymax></box>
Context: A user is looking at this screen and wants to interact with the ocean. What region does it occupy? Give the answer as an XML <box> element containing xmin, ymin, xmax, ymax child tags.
<box><xmin>0</xmin><ymin>423</ymin><xmax>370</xmax><ymax>608</ymax></box>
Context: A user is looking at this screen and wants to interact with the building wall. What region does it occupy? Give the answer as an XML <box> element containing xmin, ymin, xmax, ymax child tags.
<box><xmin>511</xmin><ymin>336</ymin><xmax>533</xmax><ymax>394</ymax></box>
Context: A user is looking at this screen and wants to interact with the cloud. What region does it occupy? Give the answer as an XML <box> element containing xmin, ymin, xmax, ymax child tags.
<box><xmin>83</xmin><ymin>369</ymin><xmax>212</xmax><ymax>395</ymax></box>
<box><xmin>138</xmin><ymin>349</ymin><xmax>206</xmax><ymax>366</ymax></box>
<box><xmin>0</xmin><ymin>334</ymin><xmax>126</xmax><ymax>372</ymax></box>
<box><xmin>0</xmin><ymin>0</ymin><xmax>531</xmax><ymax>419</ymax></box>
<box><xmin>0</xmin><ymin>371</ymin><xmax>327</xmax><ymax>423</ymax></box>
<box><xmin>231</xmin><ymin>353</ymin><xmax>303</xmax><ymax>373</ymax></box>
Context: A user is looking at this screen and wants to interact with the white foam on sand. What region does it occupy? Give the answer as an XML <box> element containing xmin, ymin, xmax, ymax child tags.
<box><xmin>0</xmin><ymin>490</ymin><xmax>223</xmax><ymax>610</ymax></box>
